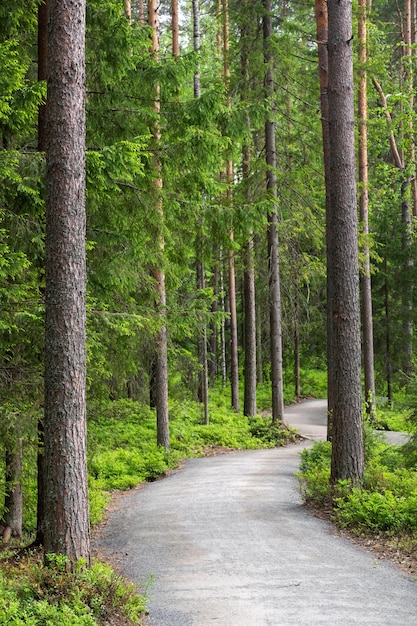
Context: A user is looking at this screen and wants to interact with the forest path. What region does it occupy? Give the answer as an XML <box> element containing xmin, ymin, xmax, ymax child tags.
<box><xmin>94</xmin><ymin>399</ymin><xmax>416</xmax><ymax>625</ymax></box>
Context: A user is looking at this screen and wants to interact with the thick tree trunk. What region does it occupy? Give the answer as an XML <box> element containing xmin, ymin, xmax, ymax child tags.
<box><xmin>2</xmin><ymin>440</ymin><xmax>23</xmax><ymax>540</ymax></box>
<box><xmin>44</xmin><ymin>0</ymin><xmax>90</xmax><ymax>565</ymax></box>
<box><xmin>327</xmin><ymin>0</ymin><xmax>364</xmax><ymax>483</ymax></box>
<box><xmin>263</xmin><ymin>0</ymin><xmax>284</xmax><ymax>423</ymax></box>
<box><xmin>148</xmin><ymin>0</ymin><xmax>170</xmax><ymax>449</ymax></box>
<box><xmin>358</xmin><ymin>0</ymin><xmax>376</xmax><ymax>418</ymax></box>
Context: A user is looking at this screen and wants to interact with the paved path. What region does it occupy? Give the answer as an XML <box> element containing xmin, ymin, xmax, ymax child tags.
<box><xmin>94</xmin><ymin>399</ymin><xmax>417</xmax><ymax>625</ymax></box>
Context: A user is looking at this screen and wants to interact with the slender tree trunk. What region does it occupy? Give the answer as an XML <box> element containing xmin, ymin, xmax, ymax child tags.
<box><xmin>148</xmin><ymin>0</ymin><xmax>170</xmax><ymax>450</ymax></box>
<box><xmin>244</xmin><ymin>233</ymin><xmax>257</xmax><ymax>416</ymax></box>
<box><xmin>221</xmin><ymin>0</ymin><xmax>239</xmax><ymax>411</ymax></box>
<box><xmin>241</xmin><ymin>8</ymin><xmax>257</xmax><ymax>417</ymax></box>
<box><xmin>327</xmin><ymin>0</ymin><xmax>364</xmax><ymax>484</ymax></box>
<box><xmin>124</xmin><ymin>0</ymin><xmax>132</xmax><ymax>23</ymax></box>
<box><xmin>35</xmin><ymin>0</ymin><xmax>47</xmax><ymax>547</ymax></box>
<box><xmin>172</xmin><ymin>0</ymin><xmax>179</xmax><ymax>57</ymax></box>
<box><xmin>2</xmin><ymin>439</ymin><xmax>23</xmax><ymax>540</ymax></box>
<box><xmin>315</xmin><ymin>0</ymin><xmax>334</xmax><ymax>439</ymax></box>
<box><xmin>193</xmin><ymin>0</ymin><xmax>209</xmax><ymax>423</ymax></box>
<box><xmin>358</xmin><ymin>0</ymin><xmax>376</xmax><ymax>418</ymax></box>
<box><xmin>263</xmin><ymin>0</ymin><xmax>284</xmax><ymax>423</ymax></box>
<box><xmin>220</xmin><ymin>250</ymin><xmax>227</xmax><ymax>388</ymax></box>
<box><xmin>209</xmin><ymin>258</ymin><xmax>219</xmax><ymax>385</ymax></box>
<box><xmin>401</xmin><ymin>0</ymin><xmax>414</xmax><ymax>381</ymax></box>
<box><xmin>44</xmin><ymin>0</ymin><xmax>90</xmax><ymax>565</ymax></box>
<box><xmin>384</xmin><ymin>264</ymin><xmax>393</xmax><ymax>406</ymax></box>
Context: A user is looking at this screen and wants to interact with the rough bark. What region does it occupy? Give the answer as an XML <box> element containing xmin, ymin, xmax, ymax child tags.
<box><xmin>44</xmin><ymin>0</ymin><xmax>90</xmax><ymax>565</ymax></box>
<box><xmin>263</xmin><ymin>0</ymin><xmax>284</xmax><ymax>423</ymax></box>
<box><xmin>358</xmin><ymin>0</ymin><xmax>376</xmax><ymax>418</ymax></box>
<box><xmin>36</xmin><ymin>0</ymin><xmax>47</xmax><ymax>546</ymax></box>
<box><xmin>327</xmin><ymin>0</ymin><xmax>364</xmax><ymax>483</ymax></box>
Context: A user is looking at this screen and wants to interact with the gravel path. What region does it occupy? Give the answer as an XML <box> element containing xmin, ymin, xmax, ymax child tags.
<box><xmin>94</xmin><ymin>399</ymin><xmax>417</xmax><ymax>625</ymax></box>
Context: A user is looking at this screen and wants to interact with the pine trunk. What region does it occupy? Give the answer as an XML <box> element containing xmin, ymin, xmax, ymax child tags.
<box><xmin>148</xmin><ymin>0</ymin><xmax>170</xmax><ymax>449</ymax></box>
<box><xmin>315</xmin><ymin>0</ymin><xmax>334</xmax><ymax>439</ymax></box>
<box><xmin>44</xmin><ymin>0</ymin><xmax>90</xmax><ymax>565</ymax></box>
<box><xmin>358</xmin><ymin>0</ymin><xmax>376</xmax><ymax>417</ymax></box>
<box><xmin>36</xmin><ymin>0</ymin><xmax>47</xmax><ymax>546</ymax></box>
<box><xmin>2</xmin><ymin>440</ymin><xmax>23</xmax><ymax>540</ymax></box>
<box><xmin>327</xmin><ymin>0</ymin><xmax>364</xmax><ymax>483</ymax></box>
<box><xmin>263</xmin><ymin>0</ymin><xmax>284</xmax><ymax>423</ymax></box>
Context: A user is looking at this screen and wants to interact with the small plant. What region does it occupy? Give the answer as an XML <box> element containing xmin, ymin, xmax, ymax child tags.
<box><xmin>0</xmin><ymin>551</ymin><xmax>148</xmax><ymax>626</ymax></box>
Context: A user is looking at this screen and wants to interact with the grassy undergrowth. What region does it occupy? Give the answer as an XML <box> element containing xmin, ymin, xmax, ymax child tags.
<box><xmin>1</xmin><ymin>383</ymin><xmax>303</xmax><ymax>625</ymax></box>
<box><xmin>87</xmin><ymin>387</ymin><xmax>300</xmax><ymax>524</ymax></box>
<box><xmin>297</xmin><ymin>426</ymin><xmax>417</xmax><ymax>553</ymax></box>
<box><xmin>0</xmin><ymin>552</ymin><xmax>148</xmax><ymax>626</ymax></box>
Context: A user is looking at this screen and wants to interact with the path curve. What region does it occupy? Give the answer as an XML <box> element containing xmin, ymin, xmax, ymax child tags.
<box><xmin>94</xmin><ymin>399</ymin><xmax>416</xmax><ymax>625</ymax></box>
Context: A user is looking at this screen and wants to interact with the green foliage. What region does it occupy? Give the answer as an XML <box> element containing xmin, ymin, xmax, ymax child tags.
<box><xmin>0</xmin><ymin>553</ymin><xmax>147</xmax><ymax>625</ymax></box>
<box><xmin>298</xmin><ymin>434</ymin><xmax>417</xmax><ymax>534</ymax></box>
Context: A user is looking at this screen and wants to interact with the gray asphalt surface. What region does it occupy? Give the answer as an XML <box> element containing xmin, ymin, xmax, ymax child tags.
<box><xmin>94</xmin><ymin>399</ymin><xmax>417</xmax><ymax>625</ymax></box>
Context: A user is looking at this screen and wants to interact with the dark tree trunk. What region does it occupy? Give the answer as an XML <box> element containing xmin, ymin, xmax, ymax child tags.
<box><xmin>44</xmin><ymin>0</ymin><xmax>90</xmax><ymax>565</ymax></box>
<box><xmin>263</xmin><ymin>0</ymin><xmax>284</xmax><ymax>423</ymax></box>
<box><xmin>327</xmin><ymin>0</ymin><xmax>364</xmax><ymax>483</ymax></box>
<box><xmin>36</xmin><ymin>0</ymin><xmax>48</xmax><ymax>547</ymax></box>
<box><xmin>2</xmin><ymin>439</ymin><xmax>23</xmax><ymax>540</ymax></box>
<box><xmin>241</xmin><ymin>7</ymin><xmax>257</xmax><ymax>417</ymax></box>
<box><xmin>208</xmin><ymin>259</ymin><xmax>219</xmax><ymax>385</ymax></box>
<box><xmin>244</xmin><ymin>234</ymin><xmax>257</xmax><ymax>416</ymax></box>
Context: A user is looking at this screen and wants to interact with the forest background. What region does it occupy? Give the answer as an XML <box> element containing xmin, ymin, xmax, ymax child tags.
<box><xmin>1</xmin><ymin>0</ymin><xmax>417</xmax><ymax>622</ymax></box>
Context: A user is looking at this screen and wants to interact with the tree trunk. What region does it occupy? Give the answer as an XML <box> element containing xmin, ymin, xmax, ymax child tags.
<box><xmin>401</xmin><ymin>0</ymin><xmax>414</xmax><ymax>381</ymax></box>
<box><xmin>148</xmin><ymin>0</ymin><xmax>170</xmax><ymax>450</ymax></box>
<box><xmin>36</xmin><ymin>0</ymin><xmax>47</xmax><ymax>547</ymax></box>
<box><xmin>44</xmin><ymin>0</ymin><xmax>90</xmax><ymax>566</ymax></box>
<box><xmin>193</xmin><ymin>0</ymin><xmax>209</xmax><ymax>423</ymax></box>
<box><xmin>263</xmin><ymin>0</ymin><xmax>284</xmax><ymax>423</ymax></box>
<box><xmin>315</xmin><ymin>0</ymin><xmax>334</xmax><ymax>439</ymax></box>
<box><xmin>222</xmin><ymin>0</ymin><xmax>239</xmax><ymax>412</ymax></box>
<box><xmin>327</xmin><ymin>0</ymin><xmax>364</xmax><ymax>483</ymax></box>
<box><xmin>244</xmin><ymin>234</ymin><xmax>257</xmax><ymax>416</ymax></box>
<box><xmin>358</xmin><ymin>0</ymin><xmax>376</xmax><ymax>418</ymax></box>
<box><xmin>2</xmin><ymin>439</ymin><xmax>23</xmax><ymax>540</ymax></box>
<box><xmin>172</xmin><ymin>0</ymin><xmax>179</xmax><ymax>57</ymax></box>
<box><xmin>241</xmin><ymin>8</ymin><xmax>257</xmax><ymax>417</ymax></box>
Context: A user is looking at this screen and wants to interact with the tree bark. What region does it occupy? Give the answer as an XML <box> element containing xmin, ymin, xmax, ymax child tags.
<box><xmin>358</xmin><ymin>0</ymin><xmax>376</xmax><ymax>418</ymax></box>
<box><xmin>44</xmin><ymin>0</ymin><xmax>90</xmax><ymax>565</ymax></box>
<box><xmin>315</xmin><ymin>0</ymin><xmax>334</xmax><ymax>439</ymax></box>
<box><xmin>36</xmin><ymin>0</ymin><xmax>47</xmax><ymax>547</ymax></box>
<box><xmin>2</xmin><ymin>439</ymin><xmax>23</xmax><ymax>540</ymax></box>
<box><xmin>327</xmin><ymin>0</ymin><xmax>364</xmax><ymax>483</ymax></box>
<box><xmin>148</xmin><ymin>0</ymin><xmax>170</xmax><ymax>450</ymax></box>
<box><xmin>263</xmin><ymin>0</ymin><xmax>284</xmax><ymax>423</ymax></box>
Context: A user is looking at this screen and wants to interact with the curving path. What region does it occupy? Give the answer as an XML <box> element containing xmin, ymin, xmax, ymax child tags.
<box><xmin>94</xmin><ymin>399</ymin><xmax>417</xmax><ymax>625</ymax></box>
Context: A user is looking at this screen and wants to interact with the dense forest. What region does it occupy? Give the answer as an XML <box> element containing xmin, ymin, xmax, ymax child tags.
<box><xmin>1</xmin><ymin>0</ymin><xmax>417</xmax><ymax>614</ymax></box>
